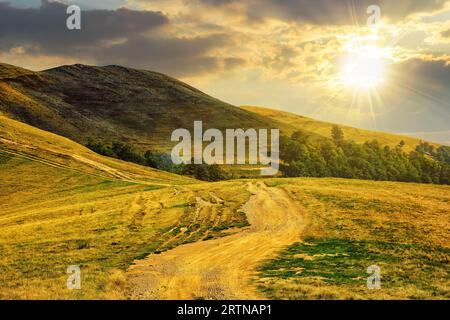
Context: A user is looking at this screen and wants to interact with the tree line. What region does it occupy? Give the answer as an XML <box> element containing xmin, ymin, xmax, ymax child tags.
<box><xmin>86</xmin><ymin>127</ymin><xmax>450</xmax><ymax>185</ymax></box>
<box><xmin>86</xmin><ymin>139</ymin><xmax>229</xmax><ymax>182</ymax></box>
<box><xmin>280</xmin><ymin>126</ymin><xmax>450</xmax><ymax>185</ymax></box>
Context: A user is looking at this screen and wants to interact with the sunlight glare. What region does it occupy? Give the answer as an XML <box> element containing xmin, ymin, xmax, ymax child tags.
<box><xmin>340</xmin><ymin>45</ymin><xmax>388</xmax><ymax>89</ymax></box>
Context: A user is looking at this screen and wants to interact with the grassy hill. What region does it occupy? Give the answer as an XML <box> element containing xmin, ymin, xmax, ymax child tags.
<box><xmin>1</xmin><ymin>144</ymin><xmax>448</xmax><ymax>299</ymax></box>
<box><xmin>0</xmin><ymin>63</ymin><xmax>434</xmax><ymax>155</ymax></box>
<box><xmin>0</xmin><ymin>63</ymin><xmax>275</xmax><ymax>152</ymax></box>
<box><xmin>241</xmin><ymin>106</ymin><xmax>433</xmax><ymax>152</ymax></box>
<box><xmin>0</xmin><ymin>152</ymin><xmax>253</xmax><ymax>299</ymax></box>
<box><xmin>0</xmin><ymin>63</ymin><xmax>33</xmax><ymax>79</ymax></box>
<box><xmin>256</xmin><ymin>178</ymin><xmax>450</xmax><ymax>299</ymax></box>
<box><xmin>0</xmin><ymin>115</ymin><xmax>193</xmax><ymax>185</ymax></box>
<box><xmin>0</xmin><ymin>115</ymin><xmax>252</xmax><ymax>299</ymax></box>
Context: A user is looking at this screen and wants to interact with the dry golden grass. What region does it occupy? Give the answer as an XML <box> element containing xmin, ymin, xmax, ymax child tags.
<box><xmin>255</xmin><ymin>178</ymin><xmax>450</xmax><ymax>299</ymax></box>
<box><xmin>0</xmin><ymin>151</ymin><xmax>253</xmax><ymax>299</ymax></box>
<box><xmin>0</xmin><ymin>116</ymin><xmax>253</xmax><ymax>299</ymax></box>
<box><xmin>1</xmin><ymin>115</ymin><xmax>448</xmax><ymax>300</ymax></box>
<box><xmin>0</xmin><ymin>115</ymin><xmax>193</xmax><ymax>185</ymax></box>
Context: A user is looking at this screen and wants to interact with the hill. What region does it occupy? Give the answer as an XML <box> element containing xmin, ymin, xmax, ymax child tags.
<box><xmin>0</xmin><ymin>114</ymin><xmax>252</xmax><ymax>299</ymax></box>
<box><xmin>0</xmin><ymin>63</ymin><xmax>434</xmax><ymax>155</ymax></box>
<box><xmin>0</xmin><ymin>114</ymin><xmax>193</xmax><ymax>185</ymax></box>
<box><xmin>0</xmin><ymin>63</ymin><xmax>275</xmax><ymax>152</ymax></box>
<box><xmin>241</xmin><ymin>106</ymin><xmax>433</xmax><ymax>152</ymax></box>
<box><xmin>0</xmin><ymin>63</ymin><xmax>34</xmax><ymax>79</ymax></box>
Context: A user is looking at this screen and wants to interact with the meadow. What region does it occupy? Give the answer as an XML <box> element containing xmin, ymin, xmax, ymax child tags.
<box><xmin>0</xmin><ymin>150</ymin><xmax>251</xmax><ymax>299</ymax></box>
<box><xmin>255</xmin><ymin>178</ymin><xmax>450</xmax><ymax>299</ymax></box>
<box><xmin>0</xmin><ymin>112</ymin><xmax>448</xmax><ymax>300</ymax></box>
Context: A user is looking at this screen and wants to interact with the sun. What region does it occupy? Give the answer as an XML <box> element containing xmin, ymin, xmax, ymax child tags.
<box><xmin>340</xmin><ymin>45</ymin><xmax>389</xmax><ymax>89</ymax></box>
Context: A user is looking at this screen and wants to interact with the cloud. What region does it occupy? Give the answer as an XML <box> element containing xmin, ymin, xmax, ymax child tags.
<box><xmin>197</xmin><ymin>0</ymin><xmax>234</xmax><ymax>5</ymax></box>
<box><xmin>371</xmin><ymin>57</ymin><xmax>450</xmax><ymax>133</ymax></box>
<box><xmin>96</xmin><ymin>33</ymin><xmax>235</xmax><ymax>76</ymax></box>
<box><xmin>197</xmin><ymin>0</ymin><xmax>449</xmax><ymax>25</ymax></box>
<box><xmin>0</xmin><ymin>0</ymin><xmax>168</xmax><ymax>53</ymax></box>
<box><xmin>442</xmin><ymin>28</ymin><xmax>450</xmax><ymax>37</ymax></box>
<box><xmin>0</xmin><ymin>0</ymin><xmax>240</xmax><ymax>76</ymax></box>
<box><xmin>390</xmin><ymin>57</ymin><xmax>450</xmax><ymax>94</ymax></box>
<box><xmin>223</xmin><ymin>57</ymin><xmax>246</xmax><ymax>69</ymax></box>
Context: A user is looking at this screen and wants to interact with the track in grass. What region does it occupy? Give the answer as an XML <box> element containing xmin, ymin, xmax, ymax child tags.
<box><xmin>126</xmin><ymin>182</ymin><xmax>306</xmax><ymax>299</ymax></box>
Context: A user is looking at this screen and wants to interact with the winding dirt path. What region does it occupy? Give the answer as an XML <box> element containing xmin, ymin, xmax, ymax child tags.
<box><xmin>127</xmin><ymin>182</ymin><xmax>306</xmax><ymax>299</ymax></box>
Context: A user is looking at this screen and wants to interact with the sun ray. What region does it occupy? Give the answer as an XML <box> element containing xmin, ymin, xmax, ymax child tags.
<box><xmin>339</xmin><ymin>44</ymin><xmax>388</xmax><ymax>89</ymax></box>
<box><xmin>366</xmin><ymin>89</ymin><xmax>377</xmax><ymax>130</ymax></box>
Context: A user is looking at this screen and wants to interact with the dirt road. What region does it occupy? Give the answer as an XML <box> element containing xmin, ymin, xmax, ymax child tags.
<box><xmin>127</xmin><ymin>182</ymin><xmax>306</xmax><ymax>299</ymax></box>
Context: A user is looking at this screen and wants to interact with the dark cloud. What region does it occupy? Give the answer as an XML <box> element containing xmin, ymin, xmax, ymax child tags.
<box><xmin>379</xmin><ymin>57</ymin><xmax>450</xmax><ymax>133</ymax></box>
<box><xmin>198</xmin><ymin>0</ymin><xmax>448</xmax><ymax>25</ymax></box>
<box><xmin>96</xmin><ymin>34</ymin><xmax>234</xmax><ymax>76</ymax></box>
<box><xmin>197</xmin><ymin>0</ymin><xmax>234</xmax><ymax>5</ymax></box>
<box><xmin>390</xmin><ymin>58</ymin><xmax>450</xmax><ymax>94</ymax></box>
<box><xmin>0</xmin><ymin>0</ymin><xmax>236</xmax><ymax>76</ymax></box>
<box><xmin>0</xmin><ymin>0</ymin><xmax>168</xmax><ymax>53</ymax></box>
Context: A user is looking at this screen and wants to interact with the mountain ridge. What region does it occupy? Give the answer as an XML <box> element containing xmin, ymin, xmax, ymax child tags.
<box><xmin>0</xmin><ymin>62</ymin><xmax>438</xmax><ymax>154</ymax></box>
<box><xmin>0</xmin><ymin>63</ymin><xmax>276</xmax><ymax>151</ymax></box>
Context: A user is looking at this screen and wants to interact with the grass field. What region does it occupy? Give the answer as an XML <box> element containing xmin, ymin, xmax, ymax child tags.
<box><xmin>1</xmin><ymin>153</ymin><xmax>449</xmax><ymax>299</ymax></box>
<box><xmin>255</xmin><ymin>178</ymin><xmax>450</xmax><ymax>299</ymax></box>
<box><xmin>0</xmin><ymin>114</ymin><xmax>448</xmax><ymax>300</ymax></box>
<box><xmin>0</xmin><ymin>115</ymin><xmax>253</xmax><ymax>299</ymax></box>
<box><xmin>0</xmin><ymin>152</ymin><xmax>253</xmax><ymax>299</ymax></box>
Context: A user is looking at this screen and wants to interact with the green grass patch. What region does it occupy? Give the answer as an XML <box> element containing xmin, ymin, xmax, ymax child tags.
<box><xmin>257</xmin><ymin>237</ymin><xmax>450</xmax><ymax>298</ymax></box>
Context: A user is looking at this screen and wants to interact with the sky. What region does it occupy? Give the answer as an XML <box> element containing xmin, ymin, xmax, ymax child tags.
<box><xmin>1</xmin><ymin>0</ymin><xmax>450</xmax><ymax>144</ymax></box>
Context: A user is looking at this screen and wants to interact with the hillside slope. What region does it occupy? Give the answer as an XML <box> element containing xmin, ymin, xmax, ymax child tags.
<box><xmin>0</xmin><ymin>145</ymin><xmax>253</xmax><ymax>299</ymax></box>
<box><xmin>0</xmin><ymin>76</ymin><xmax>448</xmax><ymax>299</ymax></box>
<box><xmin>0</xmin><ymin>63</ymin><xmax>275</xmax><ymax>151</ymax></box>
<box><xmin>0</xmin><ymin>114</ymin><xmax>253</xmax><ymax>299</ymax></box>
<box><xmin>0</xmin><ymin>114</ymin><xmax>193</xmax><ymax>185</ymax></box>
<box><xmin>127</xmin><ymin>178</ymin><xmax>449</xmax><ymax>300</ymax></box>
<box><xmin>0</xmin><ymin>63</ymin><xmax>434</xmax><ymax>155</ymax></box>
<box><xmin>241</xmin><ymin>106</ymin><xmax>433</xmax><ymax>152</ymax></box>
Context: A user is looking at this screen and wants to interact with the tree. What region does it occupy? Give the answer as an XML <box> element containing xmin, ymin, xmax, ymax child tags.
<box><xmin>291</xmin><ymin>131</ymin><xmax>309</xmax><ymax>144</ymax></box>
<box><xmin>435</xmin><ymin>146</ymin><xmax>450</xmax><ymax>165</ymax></box>
<box><xmin>111</xmin><ymin>142</ymin><xmax>145</xmax><ymax>164</ymax></box>
<box><xmin>331</xmin><ymin>125</ymin><xmax>344</xmax><ymax>143</ymax></box>
<box><xmin>278</xmin><ymin>132</ymin><xmax>450</xmax><ymax>185</ymax></box>
<box><xmin>86</xmin><ymin>138</ymin><xmax>115</xmax><ymax>157</ymax></box>
<box><xmin>182</xmin><ymin>162</ymin><xmax>229</xmax><ymax>181</ymax></box>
